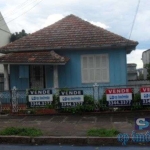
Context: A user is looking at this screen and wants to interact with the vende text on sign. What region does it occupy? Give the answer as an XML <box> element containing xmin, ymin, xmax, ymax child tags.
<box><xmin>140</xmin><ymin>87</ymin><xmax>150</xmax><ymax>105</ymax></box>
<box><xmin>59</xmin><ymin>90</ymin><xmax>84</xmax><ymax>103</ymax></box>
<box><xmin>106</xmin><ymin>88</ymin><xmax>132</xmax><ymax>94</ymax></box>
<box><xmin>106</xmin><ymin>88</ymin><xmax>132</xmax><ymax>106</ymax></box>
<box><xmin>28</xmin><ymin>89</ymin><xmax>52</xmax><ymax>95</ymax></box>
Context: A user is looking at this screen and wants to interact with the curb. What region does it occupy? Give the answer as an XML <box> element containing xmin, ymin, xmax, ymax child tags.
<box><xmin>0</xmin><ymin>136</ymin><xmax>149</xmax><ymax>146</ymax></box>
<box><xmin>8</xmin><ymin>110</ymin><xmax>150</xmax><ymax>117</ymax></box>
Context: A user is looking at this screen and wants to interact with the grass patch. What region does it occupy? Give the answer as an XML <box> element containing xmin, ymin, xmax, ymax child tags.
<box><xmin>0</xmin><ymin>127</ymin><xmax>43</xmax><ymax>137</ymax></box>
<box><xmin>87</xmin><ymin>128</ymin><xmax>120</xmax><ymax>137</ymax></box>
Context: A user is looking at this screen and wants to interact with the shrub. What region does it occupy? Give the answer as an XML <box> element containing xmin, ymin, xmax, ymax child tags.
<box><xmin>83</xmin><ymin>95</ymin><xmax>95</xmax><ymax>105</ymax></box>
<box><xmin>83</xmin><ymin>95</ymin><xmax>95</xmax><ymax>112</ymax></box>
<box><xmin>98</xmin><ymin>93</ymin><xmax>109</xmax><ymax>111</ymax></box>
<box><xmin>131</xmin><ymin>92</ymin><xmax>142</xmax><ymax>110</ymax></box>
<box><xmin>61</xmin><ymin>95</ymin><xmax>96</xmax><ymax>113</ymax></box>
<box><xmin>87</xmin><ymin>128</ymin><xmax>120</xmax><ymax>137</ymax></box>
<box><xmin>0</xmin><ymin>127</ymin><xmax>43</xmax><ymax>137</ymax></box>
<box><xmin>133</xmin><ymin>93</ymin><xmax>141</xmax><ymax>102</ymax></box>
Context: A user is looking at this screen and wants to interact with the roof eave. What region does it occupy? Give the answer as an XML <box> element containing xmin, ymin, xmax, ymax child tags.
<box><xmin>0</xmin><ymin>43</ymin><xmax>138</xmax><ymax>54</ymax></box>
<box><xmin>0</xmin><ymin>62</ymin><xmax>67</xmax><ymax>65</ymax></box>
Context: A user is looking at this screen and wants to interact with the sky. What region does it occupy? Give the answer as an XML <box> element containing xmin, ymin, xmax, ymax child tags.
<box><xmin>0</xmin><ymin>0</ymin><xmax>149</xmax><ymax>69</ymax></box>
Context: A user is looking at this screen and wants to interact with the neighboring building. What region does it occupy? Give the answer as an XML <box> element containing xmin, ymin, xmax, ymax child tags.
<box><xmin>137</xmin><ymin>68</ymin><xmax>144</xmax><ymax>80</ymax></box>
<box><xmin>0</xmin><ymin>15</ymin><xmax>138</xmax><ymax>90</ymax></box>
<box><xmin>127</xmin><ymin>63</ymin><xmax>137</xmax><ymax>80</ymax></box>
<box><xmin>0</xmin><ymin>12</ymin><xmax>11</xmax><ymax>90</ymax></box>
<box><xmin>0</xmin><ymin>12</ymin><xmax>11</xmax><ymax>48</ymax></box>
<box><xmin>142</xmin><ymin>49</ymin><xmax>150</xmax><ymax>79</ymax></box>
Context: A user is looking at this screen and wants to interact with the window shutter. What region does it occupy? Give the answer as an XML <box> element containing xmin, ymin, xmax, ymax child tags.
<box><xmin>95</xmin><ymin>55</ymin><xmax>102</xmax><ymax>82</ymax></box>
<box><xmin>81</xmin><ymin>54</ymin><xmax>109</xmax><ymax>83</ymax></box>
<box><xmin>19</xmin><ymin>65</ymin><xmax>29</xmax><ymax>78</ymax></box>
<box><xmin>82</xmin><ymin>56</ymin><xmax>88</xmax><ymax>83</ymax></box>
<box><xmin>88</xmin><ymin>56</ymin><xmax>95</xmax><ymax>82</ymax></box>
<box><xmin>101</xmin><ymin>54</ymin><xmax>109</xmax><ymax>82</ymax></box>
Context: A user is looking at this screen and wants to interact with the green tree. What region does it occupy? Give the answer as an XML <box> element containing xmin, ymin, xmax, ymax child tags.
<box><xmin>144</xmin><ymin>64</ymin><xmax>150</xmax><ymax>80</ymax></box>
<box><xmin>10</xmin><ymin>29</ymin><xmax>28</xmax><ymax>42</ymax></box>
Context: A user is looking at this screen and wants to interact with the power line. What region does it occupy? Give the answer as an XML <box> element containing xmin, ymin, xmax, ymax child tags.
<box><xmin>1</xmin><ymin>0</ymin><xmax>29</xmax><ymax>17</ymax></box>
<box><xmin>128</xmin><ymin>0</ymin><xmax>140</xmax><ymax>40</ymax></box>
<box><xmin>0</xmin><ymin>28</ymin><xmax>11</xmax><ymax>34</ymax></box>
<box><xmin>0</xmin><ymin>0</ymin><xmax>43</xmax><ymax>32</ymax></box>
<box><xmin>0</xmin><ymin>0</ymin><xmax>41</xmax><ymax>22</ymax></box>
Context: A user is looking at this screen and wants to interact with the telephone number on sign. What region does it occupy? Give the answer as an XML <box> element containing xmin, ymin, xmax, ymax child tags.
<box><xmin>108</xmin><ymin>100</ymin><xmax>131</xmax><ymax>106</ymax></box>
<box><xmin>142</xmin><ymin>99</ymin><xmax>150</xmax><ymax>105</ymax></box>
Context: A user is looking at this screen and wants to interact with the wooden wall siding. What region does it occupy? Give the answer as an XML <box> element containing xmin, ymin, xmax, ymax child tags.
<box><xmin>10</xmin><ymin>65</ymin><xmax>29</xmax><ymax>90</ymax></box>
<box><xmin>45</xmin><ymin>65</ymin><xmax>54</xmax><ymax>88</ymax></box>
<box><xmin>9</xmin><ymin>48</ymin><xmax>127</xmax><ymax>90</ymax></box>
<box><xmin>19</xmin><ymin>65</ymin><xmax>29</xmax><ymax>78</ymax></box>
<box><xmin>56</xmin><ymin>48</ymin><xmax>127</xmax><ymax>87</ymax></box>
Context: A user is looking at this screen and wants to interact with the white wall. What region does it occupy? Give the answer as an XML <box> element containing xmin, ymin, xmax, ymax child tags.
<box><xmin>0</xmin><ymin>12</ymin><xmax>11</xmax><ymax>74</ymax></box>
<box><xmin>0</xmin><ymin>12</ymin><xmax>11</xmax><ymax>47</ymax></box>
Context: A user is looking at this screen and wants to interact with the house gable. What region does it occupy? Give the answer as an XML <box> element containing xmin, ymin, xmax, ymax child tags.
<box><xmin>0</xmin><ymin>14</ymin><xmax>138</xmax><ymax>54</ymax></box>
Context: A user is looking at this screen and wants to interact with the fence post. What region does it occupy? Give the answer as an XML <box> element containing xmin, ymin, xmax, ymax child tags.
<box><xmin>11</xmin><ymin>86</ymin><xmax>18</xmax><ymax>113</ymax></box>
<box><xmin>93</xmin><ymin>83</ymin><xmax>99</xmax><ymax>102</ymax></box>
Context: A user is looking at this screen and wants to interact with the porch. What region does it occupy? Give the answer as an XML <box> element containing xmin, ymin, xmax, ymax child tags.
<box><xmin>0</xmin><ymin>51</ymin><xmax>69</xmax><ymax>90</ymax></box>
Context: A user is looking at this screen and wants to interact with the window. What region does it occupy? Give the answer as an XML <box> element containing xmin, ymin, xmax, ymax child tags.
<box><xmin>81</xmin><ymin>54</ymin><xmax>109</xmax><ymax>83</ymax></box>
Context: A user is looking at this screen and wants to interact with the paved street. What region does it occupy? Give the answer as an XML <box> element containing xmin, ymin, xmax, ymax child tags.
<box><xmin>0</xmin><ymin>145</ymin><xmax>149</xmax><ymax>150</ymax></box>
<box><xmin>0</xmin><ymin>112</ymin><xmax>149</xmax><ymax>136</ymax></box>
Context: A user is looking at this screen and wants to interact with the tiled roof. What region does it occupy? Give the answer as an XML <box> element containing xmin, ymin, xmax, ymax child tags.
<box><xmin>0</xmin><ymin>14</ymin><xmax>138</xmax><ymax>53</ymax></box>
<box><xmin>0</xmin><ymin>51</ymin><xmax>69</xmax><ymax>64</ymax></box>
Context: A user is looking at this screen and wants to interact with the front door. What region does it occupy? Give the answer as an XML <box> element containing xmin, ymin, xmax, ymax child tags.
<box><xmin>29</xmin><ymin>65</ymin><xmax>45</xmax><ymax>89</ymax></box>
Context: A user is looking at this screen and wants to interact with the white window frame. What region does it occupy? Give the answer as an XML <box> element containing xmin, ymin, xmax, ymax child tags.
<box><xmin>81</xmin><ymin>54</ymin><xmax>109</xmax><ymax>83</ymax></box>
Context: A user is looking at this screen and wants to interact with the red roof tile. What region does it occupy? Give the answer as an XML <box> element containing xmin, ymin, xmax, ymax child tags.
<box><xmin>0</xmin><ymin>14</ymin><xmax>138</xmax><ymax>53</ymax></box>
<box><xmin>0</xmin><ymin>51</ymin><xmax>69</xmax><ymax>64</ymax></box>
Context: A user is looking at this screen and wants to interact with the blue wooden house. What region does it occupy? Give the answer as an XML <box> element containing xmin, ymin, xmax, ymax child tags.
<box><xmin>0</xmin><ymin>15</ymin><xmax>138</xmax><ymax>90</ymax></box>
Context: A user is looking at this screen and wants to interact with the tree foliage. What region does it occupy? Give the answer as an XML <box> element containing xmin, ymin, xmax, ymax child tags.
<box><xmin>144</xmin><ymin>64</ymin><xmax>150</xmax><ymax>80</ymax></box>
<box><xmin>10</xmin><ymin>29</ymin><xmax>28</xmax><ymax>42</ymax></box>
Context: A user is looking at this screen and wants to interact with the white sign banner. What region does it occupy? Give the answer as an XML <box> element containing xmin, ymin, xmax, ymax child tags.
<box><xmin>28</xmin><ymin>95</ymin><xmax>53</xmax><ymax>102</ymax></box>
<box><xmin>60</xmin><ymin>95</ymin><xmax>84</xmax><ymax>103</ymax></box>
<box><xmin>106</xmin><ymin>93</ymin><xmax>132</xmax><ymax>101</ymax></box>
<box><xmin>141</xmin><ymin>93</ymin><xmax>150</xmax><ymax>99</ymax></box>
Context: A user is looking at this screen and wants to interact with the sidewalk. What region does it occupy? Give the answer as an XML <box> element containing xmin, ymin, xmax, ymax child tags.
<box><xmin>0</xmin><ymin>111</ymin><xmax>149</xmax><ymax>136</ymax></box>
<box><xmin>0</xmin><ymin>112</ymin><xmax>149</xmax><ymax>146</ymax></box>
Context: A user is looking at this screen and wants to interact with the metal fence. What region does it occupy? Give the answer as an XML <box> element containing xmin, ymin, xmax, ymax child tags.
<box><xmin>0</xmin><ymin>84</ymin><xmax>150</xmax><ymax>112</ymax></box>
